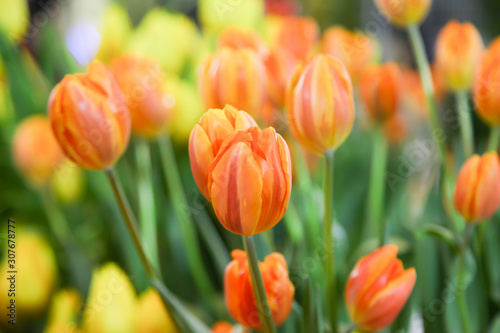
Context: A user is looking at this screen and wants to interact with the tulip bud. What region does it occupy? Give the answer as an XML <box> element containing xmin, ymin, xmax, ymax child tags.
<box><xmin>374</xmin><ymin>0</ymin><xmax>432</xmax><ymax>27</ymax></box>
<box><xmin>44</xmin><ymin>289</ymin><xmax>81</xmax><ymax>333</ymax></box>
<box><xmin>217</xmin><ymin>27</ymin><xmax>269</xmax><ymax>58</ymax></box>
<box><xmin>224</xmin><ymin>250</ymin><xmax>294</xmax><ymax>330</ymax></box>
<box><xmin>435</xmin><ymin>20</ymin><xmax>484</xmax><ymax>91</ymax></box>
<box><xmin>265</xmin><ymin>46</ymin><xmax>298</xmax><ymax>107</ymax></box>
<box><xmin>473</xmin><ymin>44</ymin><xmax>500</xmax><ymax>126</ymax></box>
<box><xmin>212</xmin><ymin>321</ymin><xmax>248</xmax><ymax>333</ymax></box>
<box><xmin>345</xmin><ymin>245</ymin><xmax>416</xmax><ymax>332</ymax></box>
<box><xmin>189</xmin><ymin>105</ymin><xmax>257</xmax><ymax>199</ymax></box>
<box><xmin>208</xmin><ymin>126</ymin><xmax>292</xmax><ymax>235</ymax></box>
<box><xmin>454</xmin><ymin>152</ymin><xmax>500</xmax><ymax>223</ymax></box>
<box><xmin>82</xmin><ymin>263</ymin><xmax>136</xmax><ymax>333</ymax></box>
<box><xmin>200</xmin><ymin>47</ymin><xmax>267</xmax><ymax>117</ymax></box>
<box><xmin>360</xmin><ymin>62</ymin><xmax>402</xmax><ymax>123</ymax></box>
<box><xmin>135</xmin><ymin>289</ymin><xmax>177</xmax><ymax>333</ymax></box>
<box><xmin>286</xmin><ymin>54</ymin><xmax>355</xmax><ymax>153</ymax></box>
<box><xmin>49</xmin><ymin>61</ymin><xmax>131</xmax><ymax>170</ymax></box>
<box><xmin>96</xmin><ymin>3</ymin><xmax>132</xmax><ymax>64</ymax></box>
<box><xmin>51</xmin><ymin>161</ymin><xmax>85</xmax><ymax>204</ymax></box>
<box><xmin>0</xmin><ymin>0</ymin><xmax>29</xmax><ymax>43</ymax></box>
<box><xmin>12</xmin><ymin>115</ymin><xmax>65</xmax><ymax>186</ymax></box>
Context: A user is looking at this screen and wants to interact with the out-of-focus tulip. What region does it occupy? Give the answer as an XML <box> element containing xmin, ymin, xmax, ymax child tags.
<box><xmin>44</xmin><ymin>289</ymin><xmax>81</xmax><ymax>333</ymax></box>
<box><xmin>135</xmin><ymin>289</ymin><xmax>177</xmax><ymax>333</ymax></box>
<box><xmin>224</xmin><ymin>250</ymin><xmax>294</xmax><ymax>330</ymax></box>
<box><xmin>200</xmin><ymin>47</ymin><xmax>267</xmax><ymax>117</ymax></box>
<box><xmin>12</xmin><ymin>115</ymin><xmax>65</xmax><ymax>186</ymax></box>
<box><xmin>402</xmin><ymin>68</ymin><xmax>427</xmax><ymax>119</ymax></box>
<box><xmin>360</xmin><ymin>62</ymin><xmax>402</xmax><ymax>123</ymax></box>
<box><xmin>207</xmin><ymin>127</ymin><xmax>292</xmax><ymax>235</ymax></box>
<box><xmin>265</xmin><ymin>46</ymin><xmax>298</xmax><ymax>107</ymax></box>
<box><xmin>383</xmin><ymin>114</ymin><xmax>408</xmax><ymax>144</ymax></box>
<box><xmin>435</xmin><ymin>20</ymin><xmax>484</xmax><ymax>91</ymax></box>
<box><xmin>51</xmin><ymin>160</ymin><xmax>85</xmax><ymax>204</ymax></box>
<box><xmin>322</xmin><ymin>26</ymin><xmax>379</xmax><ymax>82</ymax></box>
<box><xmin>473</xmin><ymin>45</ymin><xmax>500</xmax><ymax>126</ymax></box>
<box><xmin>127</xmin><ymin>9</ymin><xmax>199</xmax><ymax>74</ymax></box>
<box><xmin>374</xmin><ymin>0</ymin><xmax>432</xmax><ymax>27</ymax></box>
<box><xmin>82</xmin><ymin>263</ymin><xmax>136</xmax><ymax>333</ymax></box>
<box><xmin>286</xmin><ymin>54</ymin><xmax>355</xmax><ymax>153</ymax></box>
<box><xmin>110</xmin><ymin>54</ymin><xmax>171</xmax><ymax>138</ymax></box>
<box><xmin>454</xmin><ymin>152</ymin><xmax>500</xmax><ymax>223</ymax></box>
<box><xmin>199</xmin><ymin>0</ymin><xmax>265</xmax><ymax>33</ymax></box>
<box><xmin>217</xmin><ymin>27</ymin><xmax>269</xmax><ymax>57</ymax></box>
<box><xmin>212</xmin><ymin>321</ymin><xmax>249</xmax><ymax>333</ymax></box>
<box><xmin>345</xmin><ymin>245</ymin><xmax>417</xmax><ymax>332</ymax></box>
<box><xmin>265</xmin><ymin>0</ymin><xmax>299</xmax><ymax>15</ymax></box>
<box><xmin>49</xmin><ymin>61</ymin><xmax>131</xmax><ymax>170</ymax></box>
<box><xmin>189</xmin><ymin>105</ymin><xmax>257</xmax><ymax>199</ymax></box>
<box><xmin>96</xmin><ymin>3</ymin><xmax>132</xmax><ymax>64</ymax></box>
<box><xmin>0</xmin><ymin>0</ymin><xmax>29</xmax><ymax>43</ymax></box>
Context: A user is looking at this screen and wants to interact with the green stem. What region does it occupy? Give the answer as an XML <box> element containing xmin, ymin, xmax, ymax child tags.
<box><xmin>457</xmin><ymin>224</ymin><xmax>473</xmax><ymax>333</ymax></box>
<box><xmin>40</xmin><ymin>187</ymin><xmax>72</xmax><ymax>245</ymax></box>
<box><xmin>243</xmin><ymin>236</ymin><xmax>277</xmax><ymax>333</ymax></box>
<box><xmin>487</xmin><ymin>126</ymin><xmax>500</xmax><ymax>152</ymax></box>
<box><xmin>455</xmin><ymin>91</ymin><xmax>474</xmax><ymax>158</ymax></box>
<box><xmin>324</xmin><ymin>150</ymin><xmax>338</xmax><ymax>333</ymax></box>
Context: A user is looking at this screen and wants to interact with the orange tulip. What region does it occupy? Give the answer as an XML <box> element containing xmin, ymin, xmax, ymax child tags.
<box><xmin>200</xmin><ymin>47</ymin><xmax>267</xmax><ymax>117</ymax></box>
<box><xmin>207</xmin><ymin>126</ymin><xmax>292</xmax><ymax>235</ymax></box>
<box><xmin>265</xmin><ymin>46</ymin><xmax>298</xmax><ymax>107</ymax></box>
<box><xmin>286</xmin><ymin>54</ymin><xmax>355</xmax><ymax>153</ymax></box>
<box><xmin>435</xmin><ymin>20</ymin><xmax>484</xmax><ymax>91</ymax></box>
<box><xmin>374</xmin><ymin>0</ymin><xmax>432</xmax><ymax>27</ymax></box>
<box><xmin>473</xmin><ymin>44</ymin><xmax>500</xmax><ymax>126</ymax></box>
<box><xmin>383</xmin><ymin>114</ymin><xmax>408</xmax><ymax>144</ymax></box>
<box><xmin>224</xmin><ymin>250</ymin><xmax>294</xmax><ymax>330</ymax></box>
<box><xmin>360</xmin><ymin>62</ymin><xmax>402</xmax><ymax>123</ymax></box>
<box><xmin>212</xmin><ymin>321</ymin><xmax>248</xmax><ymax>333</ymax></box>
<box><xmin>109</xmin><ymin>54</ymin><xmax>171</xmax><ymax>138</ymax></box>
<box><xmin>270</xmin><ymin>15</ymin><xmax>319</xmax><ymax>62</ymax></box>
<box><xmin>322</xmin><ymin>26</ymin><xmax>378</xmax><ymax>82</ymax></box>
<box><xmin>217</xmin><ymin>27</ymin><xmax>269</xmax><ymax>57</ymax></box>
<box><xmin>12</xmin><ymin>115</ymin><xmax>65</xmax><ymax>186</ymax></box>
<box><xmin>49</xmin><ymin>61</ymin><xmax>131</xmax><ymax>170</ymax></box>
<box><xmin>189</xmin><ymin>105</ymin><xmax>257</xmax><ymax>200</ymax></box>
<box><xmin>345</xmin><ymin>245</ymin><xmax>417</xmax><ymax>332</ymax></box>
<box><xmin>454</xmin><ymin>152</ymin><xmax>500</xmax><ymax>223</ymax></box>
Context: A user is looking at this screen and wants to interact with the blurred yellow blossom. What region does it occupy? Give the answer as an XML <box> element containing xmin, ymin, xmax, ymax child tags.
<box><xmin>96</xmin><ymin>3</ymin><xmax>132</xmax><ymax>64</ymax></box>
<box><xmin>135</xmin><ymin>289</ymin><xmax>178</xmax><ymax>333</ymax></box>
<box><xmin>51</xmin><ymin>160</ymin><xmax>85</xmax><ymax>204</ymax></box>
<box><xmin>0</xmin><ymin>0</ymin><xmax>29</xmax><ymax>43</ymax></box>
<box><xmin>44</xmin><ymin>289</ymin><xmax>81</xmax><ymax>333</ymax></box>
<box><xmin>198</xmin><ymin>0</ymin><xmax>265</xmax><ymax>33</ymax></box>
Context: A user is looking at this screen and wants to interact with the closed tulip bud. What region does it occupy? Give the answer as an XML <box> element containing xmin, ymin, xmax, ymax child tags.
<box><xmin>265</xmin><ymin>46</ymin><xmax>298</xmax><ymax>107</ymax></box>
<box><xmin>473</xmin><ymin>45</ymin><xmax>500</xmax><ymax>125</ymax></box>
<box><xmin>189</xmin><ymin>105</ymin><xmax>257</xmax><ymax>199</ymax></box>
<box><xmin>224</xmin><ymin>250</ymin><xmax>294</xmax><ymax>330</ymax></box>
<box><xmin>12</xmin><ymin>115</ymin><xmax>65</xmax><ymax>186</ymax></box>
<box><xmin>110</xmin><ymin>55</ymin><xmax>172</xmax><ymax>138</ymax></box>
<box><xmin>360</xmin><ymin>62</ymin><xmax>402</xmax><ymax>123</ymax></box>
<box><xmin>200</xmin><ymin>47</ymin><xmax>267</xmax><ymax>116</ymax></box>
<box><xmin>218</xmin><ymin>27</ymin><xmax>269</xmax><ymax>58</ymax></box>
<box><xmin>454</xmin><ymin>152</ymin><xmax>500</xmax><ymax>223</ymax></box>
<box><xmin>374</xmin><ymin>0</ymin><xmax>432</xmax><ymax>27</ymax></box>
<box><xmin>44</xmin><ymin>289</ymin><xmax>81</xmax><ymax>333</ymax></box>
<box><xmin>345</xmin><ymin>245</ymin><xmax>417</xmax><ymax>332</ymax></box>
<box><xmin>49</xmin><ymin>61</ymin><xmax>131</xmax><ymax>170</ymax></box>
<box><xmin>286</xmin><ymin>54</ymin><xmax>355</xmax><ymax>153</ymax></box>
<box><xmin>82</xmin><ymin>263</ymin><xmax>136</xmax><ymax>333</ymax></box>
<box><xmin>435</xmin><ymin>21</ymin><xmax>484</xmax><ymax>91</ymax></box>
<box><xmin>135</xmin><ymin>289</ymin><xmax>177</xmax><ymax>333</ymax></box>
<box><xmin>96</xmin><ymin>3</ymin><xmax>132</xmax><ymax>64</ymax></box>
<box><xmin>212</xmin><ymin>321</ymin><xmax>248</xmax><ymax>333</ymax></box>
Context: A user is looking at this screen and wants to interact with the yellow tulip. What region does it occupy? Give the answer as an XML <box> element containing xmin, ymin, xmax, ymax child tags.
<box><xmin>0</xmin><ymin>0</ymin><xmax>29</xmax><ymax>43</ymax></box>
<box><xmin>96</xmin><ymin>3</ymin><xmax>132</xmax><ymax>64</ymax></box>
<box><xmin>51</xmin><ymin>160</ymin><xmax>85</xmax><ymax>204</ymax></box>
<box><xmin>44</xmin><ymin>289</ymin><xmax>81</xmax><ymax>333</ymax></box>
<box><xmin>135</xmin><ymin>289</ymin><xmax>178</xmax><ymax>333</ymax></box>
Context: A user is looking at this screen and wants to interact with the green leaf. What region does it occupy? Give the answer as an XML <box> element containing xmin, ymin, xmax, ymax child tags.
<box><xmin>418</xmin><ymin>225</ymin><xmax>460</xmax><ymax>253</ymax></box>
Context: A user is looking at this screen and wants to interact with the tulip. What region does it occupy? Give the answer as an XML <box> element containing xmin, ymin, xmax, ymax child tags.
<box><xmin>48</xmin><ymin>61</ymin><xmax>131</xmax><ymax>170</ymax></box>
<box><xmin>207</xmin><ymin>126</ymin><xmax>292</xmax><ymax>236</ymax></box>
<box><xmin>189</xmin><ymin>104</ymin><xmax>257</xmax><ymax>199</ymax></box>
<box><xmin>345</xmin><ymin>245</ymin><xmax>417</xmax><ymax>332</ymax></box>
<box><xmin>224</xmin><ymin>250</ymin><xmax>294</xmax><ymax>330</ymax></box>
<box><xmin>286</xmin><ymin>53</ymin><xmax>355</xmax><ymax>153</ymax></box>
<box><xmin>217</xmin><ymin>27</ymin><xmax>269</xmax><ymax>57</ymax></box>
<box><xmin>383</xmin><ymin>114</ymin><xmax>408</xmax><ymax>144</ymax></box>
<box><xmin>265</xmin><ymin>0</ymin><xmax>299</xmax><ymax>15</ymax></box>
<box><xmin>12</xmin><ymin>115</ymin><xmax>65</xmax><ymax>186</ymax></box>
<box><xmin>401</xmin><ymin>68</ymin><xmax>427</xmax><ymax>119</ymax></box>
<box><xmin>198</xmin><ymin>0</ymin><xmax>264</xmax><ymax>33</ymax></box>
<box><xmin>360</xmin><ymin>62</ymin><xmax>402</xmax><ymax>123</ymax></box>
<box><xmin>374</xmin><ymin>0</ymin><xmax>432</xmax><ymax>27</ymax></box>
<box><xmin>454</xmin><ymin>152</ymin><xmax>500</xmax><ymax>223</ymax></box>
<box><xmin>82</xmin><ymin>263</ymin><xmax>136</xmax><ymax>333</ymax></box>
<box><xmin>44</xmin><ymin>289</ymin><xmax>81</xmax><ymax>333</ymax></box>
<box><xmin>51</xmin><ymin>160</ymin><xmax>85</xmax><ymax>203</ymax></box>
<box><xmin>435</xmin><ymin>20</ymin><xmax>484</xmax><ymax>91</ymax></box>
<box><xmin>135</xmin><ymin>289</ymin><xmax>178</xmax><ymax>333</ymax></box>
<box><xmin>265</xmin><ymin>46</ymin><xmax>298</xmax><ymax>107</ymax></box>
<box><xmin>200</xmin><ymin>47</ymin><xmax>267</xmax><ymax>117</ymax></box>
<box><xmin>96</xmin><ymin>3</ymin><xmax>132</xmax><ymax>64</ymax></box>
<box><xmin>110</xmin><ymin>54</ymin><xmax>172</xmax><ymax>138</ymax></box>
<box><xmin>212</xmin><ymin>321</ymin><xmax>248</xmax><ymax>333</ymax></box>
<box><xmin>473</xmin><ymin>44</ymin><xmax>500</xmax><ymax>126</ymax></box>
<box><xmin>0</xmin><ymin>0</ymin><xmax>29</xmax><ymax>42</ymax></box>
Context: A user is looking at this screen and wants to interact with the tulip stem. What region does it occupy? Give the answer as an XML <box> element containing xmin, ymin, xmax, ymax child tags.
<box><xmin>487</xmin><ymin>126</ymin><xmax>500</xmax><ymax>152</ymax></box>
<box><xmin>243</xmin><ymin>235</ymin><xmax>277</xmax><ymax>333</ymax></box>
<box><xmin>457</xmin><ymin>224</ymin><xmax>473</xmax><ymax>333</ymax></box>
<box><xmin>456</xmin><ymin>91</ymin><xmax>474</xmax><ymax>158</ymax></box>
<box><xmin>324</xmin><ymin>150</ymin><xmax>338</xmax><ymax>333</ymax></box>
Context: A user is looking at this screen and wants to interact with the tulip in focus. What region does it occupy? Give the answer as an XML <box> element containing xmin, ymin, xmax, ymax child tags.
<box><xmin>96</xmin><ymin>3</ymin><xmax>132</xmax><ymax>64</ymax></box>
<box><xmin>44</xmin><ymin>289</ymin><xmax>81</xmax><ymax>333</ymax></box>
<box><xmin>374</xmin><ymin>0</ymin><xmax>432</xmax><ymax>27</ymax></box>
<box><xmin>473</xmin><ymin>44</ymin><xmax>500</xmax><ymax>126</ymax></box>
<box><xmin>345</xmin><ymin>245</ymin><xmax>417</xmax><ymax>332</ymax></box>
<box><xmin>286</xmin><ymin>54</ymin><xmax>355</xmax><ymax>153</ymax></box>
<box><xmin>135</xmin><ymin>289</ymin><xmax>178</xmax><ymax>333</ymax></box>
<box><xmin>49</xmin><ymin>61</ymin><xmax>131</xmax><ymax>170</ymax></box>
<box><xmin>454</xmin><ymin>152</ymin><xmax>500</xmax><ymax>223</ymax></box>
<box><xmin>224</xmin><ymin>250</ymin><xmax>294</xmax><ymax>330</ymax></box>
<box><xmin>435</xmin><ymin>20</ymin><xmax>484</xmax><ymax>91</ymax></box>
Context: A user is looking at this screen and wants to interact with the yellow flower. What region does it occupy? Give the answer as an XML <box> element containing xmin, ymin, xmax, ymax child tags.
<box><xmin>135</xmin><ymin>289</ymin><xmax>178</xmax><ymax>333</ymax></box>
<box><xmin>0</xmin><ymin>0</ymin><xmax>29</xmax><ymax>43</ymax></box>
<box><xmin>96</xmin><ymin>3</ymin><xmax>132</xmax><ymax>64</ymax></box>
<box><xmin>44</xmin><ymin>289</ymin><xmax>82</xmax><ymax>333</ymax></box>
<box><xmin>51</xmin><ymin>160</ymin><xmax>85</xmax><ymax>204</ymax></box>
<box><xmin>198</xmin><ymin>0</ymin><xmax>265</xmax><ymax>33</ymax></box>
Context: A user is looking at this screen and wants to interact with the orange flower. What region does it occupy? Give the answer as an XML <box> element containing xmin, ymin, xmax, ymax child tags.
<box><xmin>49</xmin><ymin>61</ymin><xmax>131</xmax><ymax>170</ymax></box>
<box><xmin>345</xmin><ymin>245</ymin><xmax>417</xmax><ymax>332</ymax></box>
<box><xmin>374</xmin><ymin>0</ymin><xmax>432</xmax><ymax>27</ymax></box>
<box><xmin>12</xmin><ymin>115</ymin><xmax>65</xmax><ymax>186</ymax></box>
<box><xmin>224</xmin><ymin>250</ymin><xmax>294</xmax><ymax>330</ymax></box>
<box><xmin>212</xmin><ymin>321</ymin><xmax>248</xmax><ymax>333</ymax></box>
<box><xmin>473</xmin><ymin>44</ymin><xmax>500</xmax><ymax>126</ymax></box>
<box><xmin>322</xmin><ymin>26</ymin><xmax>378</xmax><ymax>82</ymax></box>
<box><xmin>401</xmin><ymin>68</ymin><xmax>427</xmax><ymax>119</ymax></box>
<box><xmin>207</xmin><ymin>127</ymin><xmax>292</xmax><ymax>235</ymax></box>
<box><xmin>383</xmin><ymin>114</ymin><xmax>408</xmax><ymax>144</ymax></box>
<box><xmin>189</xmin><ymin>105</ymin><xmax>257</xmax><ymax>200</ymax></box>
<box><xmin>200</xmin><ymin>47</ymin><xmax>267</xmax><ymax>117</ymax></box>
<box><xmin>360</xmin><ymin>62</ymin><xmax>402</xmax><ymax>123</ymax></box>
<box><xmin>286</xmin><ymin>54</ymin><xmax>354</xmax><ymax>153</ymax></box>
<box><xmin>454</xmin><ymin>152</ymin><xmax>500</xmax><ymax>223</ymax></box>
<box><xmin>109</xmin><ymin>54</ymin><xmax>171</xmax><ymax>138</ymax></box>
<box><xmin>217</xmin><ymin>27</ymin><xmax>269</xmax><ymax>57</ymax></box>
<box><xmin>265</xmin><ymin>46</ymin><xmax>298</xmax><ymax>107</ymax></box>
<box><xmin>435</xmin><ymin>20</ymin><xmax>484</xmax><ymax>91</ymax></box>
<box><xmin>269</xmin><ymin>15</ymin><xmax>319</xmax><ymax>61</ymax></box>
